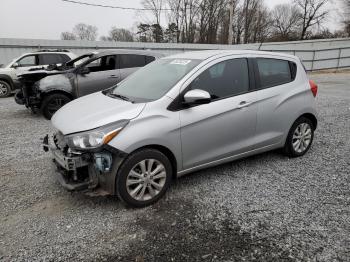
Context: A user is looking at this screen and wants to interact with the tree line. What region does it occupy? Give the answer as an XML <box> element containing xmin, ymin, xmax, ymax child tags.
<box><xmin>61</xmin><ymin>0</ymin><xmax>350</xmax><ymax>44</ymax></box>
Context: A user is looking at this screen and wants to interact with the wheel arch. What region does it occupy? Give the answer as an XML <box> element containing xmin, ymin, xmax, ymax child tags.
<box><xmin>0</xmin><ymin>74</ymin><xmax>14</xmax><ymax>90</ymax></box>
<box><xmin>127</xmin><ymin>144</ymin><xmax>178</xmax><ymax>180</ymax></box>
<box><xmin>41</xmin><ymin>89</ymin><xmax>74</xmax><ymax>100</ymax></box>
<box><xmin>298</xmin><ymin>113</ymin><xmax>318</xmax><ymax>130</ymax></box>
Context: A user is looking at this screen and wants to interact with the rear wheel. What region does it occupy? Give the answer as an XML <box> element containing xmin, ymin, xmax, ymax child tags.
<box><xmin>284</xmin><ymin>117</ymin><xmax>314</xmax><ymax>157</ymax></box>
<box><xmin>41</xmin><ymin>93</ymin><xmax>71</xmax><ymax>120</ymax></box>
<box><xmin>116</xmin><ymin>149</ymin><xmax>173</xmax><ymax>208</ymax></box>
<box><xmin>0</xmin><ymin>80</ymin><xmax>11</xmax><ymax>98</ymax></box>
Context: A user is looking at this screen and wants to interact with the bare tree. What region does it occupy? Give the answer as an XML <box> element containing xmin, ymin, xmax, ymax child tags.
<box><xmin>109</xmin><ymin>27</ymin><xmax>134</xmax><ymax>42</ymax></box>
<box><xmin>142</xmin><ymin>0</ymin><xmax>164</xmax><ymax>24</ymax></box>
<box><xmin>344</xmin><ymin>0</ymin><xmax>350</xmax><ymax>36</ymax></box>
<box><xmin>61</xmin><ymin>31</ymin><xmax>76</xmax><ymax>40</ymax></box>
<box><xmin>72</xmin><ymin>23</ymin><xmax>98</xmax><ymax>41</ymax></box>
<box><xmin>294</xmin><ymin>0</ymin><xmax>329</xmax><ymax>40</ymax></box>
<box><xmin>167</xmin><ymin>0</ymin><xmax>182</xmax><ymax>42</ymax></box>
<box><xmin>271</xmin><ymin>4</ymin><xmax>301</xmax><ymax>41</ymax></box>
<box><xmin>228</xmin><ymin>0</ymin><xmax>240</xmax><ymax>44</ymax></box>
<box><xmin>198</xmin><ymin>0</ymin><xmax>227</xmax><ymax>44</ymax></box>
<box><xmin>242</xmin><ymin>0</ymin><xmax>263</xmax><ymax>43</ymax></box>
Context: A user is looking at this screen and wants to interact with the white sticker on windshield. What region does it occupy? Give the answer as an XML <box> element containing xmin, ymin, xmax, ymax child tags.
<box><xmin>170</xmin><ymin>59</ymin><xmax>192</xmax><ymax>66</ymax></box>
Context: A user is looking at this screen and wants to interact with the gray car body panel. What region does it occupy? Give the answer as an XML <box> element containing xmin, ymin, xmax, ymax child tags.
<box><xmin>52</xmin><ymin>50</ymin><xmax>317</xmax><ymax>177</ymax></box>
<box><xmin>37</xmin><ymin>49</ymin><xmax>164</xmax><ymax>98</ymax></box>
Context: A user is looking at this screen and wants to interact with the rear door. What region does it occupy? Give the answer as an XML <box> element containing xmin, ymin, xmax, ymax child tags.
<box><xmin>253</xmin><ymin>57</ymin><xmax>300</xmax><ymax>148</ymax></box>
<box><xmin>76</xmin><ymin>55</ymin><xmax>120</xmax><ymax>97</ymax></box>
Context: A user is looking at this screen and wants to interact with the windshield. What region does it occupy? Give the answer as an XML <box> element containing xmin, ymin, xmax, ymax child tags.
<box><xmin>111</xmin><ymin>58</ymin><xmax>202</xmax><ymax>102</ymax></box>
<box><xmin>65</xmin><ymin>53</ymin><xmax>94</xmax><ymax>67</ymax></box>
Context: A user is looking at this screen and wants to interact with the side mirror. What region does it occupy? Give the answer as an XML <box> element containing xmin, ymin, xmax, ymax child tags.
<box><xmin>12</xmin><ymin>62</ymin><xmax>19</xmax><ymax>68</ymax></box>
<box><xmin>183</xmin><ymin>89</ymin><xmax>211</xmax><ymax>105</ymax></box>
<box><xmin>79</xmin><ymin>67</ymin><xmax>90</xmax><ymax>75</ymax></box>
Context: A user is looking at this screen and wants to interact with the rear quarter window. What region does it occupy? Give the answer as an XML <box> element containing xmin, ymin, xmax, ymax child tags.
<box><xmin>60</xmin><ymin>54</ymin><xmax>71</xmax><ymax>63</ymax></box>
<box><xmin>256</xmin><ymin>58</ymin><xmax>295</xmax><ymax>89</ymax></box>
<box><xmin>145</xmin><ymin>56</ymin><xmax>156</xmax><ymax>65</ymax></box>
<box><xmin>120</xmin><ymin>54</ymin><xmax>146</xmax><ymax>69</ymax></box>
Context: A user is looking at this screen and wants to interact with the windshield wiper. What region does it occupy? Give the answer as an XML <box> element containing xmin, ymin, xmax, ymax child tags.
<box><xmin>108</xmin><ymin>93</ymin><xmax>132</xmax><ymax>102</ymax></box>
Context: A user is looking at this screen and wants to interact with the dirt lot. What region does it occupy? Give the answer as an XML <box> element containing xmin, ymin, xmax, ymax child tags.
<box><xmin>0</xmin><ymin>73</ymin><xmax>349</xmax><ymax>261</ymax></box>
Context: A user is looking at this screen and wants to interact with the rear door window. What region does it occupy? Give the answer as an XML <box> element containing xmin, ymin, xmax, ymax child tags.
<box><xmin>39</xmin><ymin>54</ymin><xmax>64</xmax><ymax>65</ymax></box>
<box><xmin>120</xmin><ymin>54</ymin><xmax>146</xmax><ymax>69</ymax></box>
<box><xmin>256</xmin><ymin>58</ymin><xmax>293</xmax><ymax>89</ymax></box>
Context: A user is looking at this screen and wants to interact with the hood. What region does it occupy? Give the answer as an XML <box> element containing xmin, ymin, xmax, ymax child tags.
<box><xmin>52</xmin><ymin>92</ymin><xmax>146</xmax><ymax>135</ymax></box>
<box><xmin>38</xmin><ymin>73</ymin><xmax>71</xmax><ymax>90</ymax></box>
<box><xmin>0</xmin><ymin>68</ymin><xmax>11</xmax><ymax>73</ymax></box>
<box><xmin>18</xmin><ymin>70</ymin><xmax>69</xmax><ymax>85</ymax></box>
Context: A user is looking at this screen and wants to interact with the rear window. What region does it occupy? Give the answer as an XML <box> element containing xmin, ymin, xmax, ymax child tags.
<box><xmin>120</xmin><ymin>54</ymin><xmax>146</xmax><ymax>69</ymax></box>
<box><xmin>60</xmin><ymin>54</ymin><xmax>71</xmax><ymax>63</ymax></box>
<box><xmin>256</xmin><ymin>58</ymin><xmax>294</xmax><ymax>89</ymax></box>
<box><xmin>145</xmin><ymin>56</ymin><xmax>156</xmax><ymax>65</ymax></box>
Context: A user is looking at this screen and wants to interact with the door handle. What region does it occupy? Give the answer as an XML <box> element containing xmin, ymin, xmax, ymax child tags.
<box><xmin>237</xmin><ymin>101</ymin><xmax>252</xmax><ymax>109</ymax></box>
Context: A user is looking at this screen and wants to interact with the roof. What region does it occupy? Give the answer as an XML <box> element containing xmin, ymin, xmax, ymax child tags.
<box><xmin>164</xmin><ymin>49</ymin><xmax>297</xmax><ymax>61</ymax></box>
<box><xmin>93</xmin><ymin>49</ymin><xmax>165</xmax><ymax>58</ymax></box>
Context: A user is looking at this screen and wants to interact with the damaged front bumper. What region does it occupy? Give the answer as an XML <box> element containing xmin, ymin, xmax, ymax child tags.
<box><xmin>43</xmin><ymin>134</ymin><xmax>126</xmax><ymax>195</ymax></box>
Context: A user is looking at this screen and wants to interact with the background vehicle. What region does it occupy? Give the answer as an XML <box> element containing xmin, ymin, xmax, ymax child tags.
<box><xmin>15</xmin><ymin>49</ymin><xmax>164</xmax><ymax>119</ymax></box>
<box><xmin>0</xmin><ymin>50</ymin><xmax>76</xmax><ymax>97</ymax></box>
<box><xmin>46</xmin><ymin>50</ymin><xmax>318</xmax><ymax>207</ymax></box>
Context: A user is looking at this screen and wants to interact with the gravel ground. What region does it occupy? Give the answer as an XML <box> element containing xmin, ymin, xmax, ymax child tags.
<box><xmin>0</xmin><ymin>73</ymin><xmax>349</xmax><ymax>261</ymax></box>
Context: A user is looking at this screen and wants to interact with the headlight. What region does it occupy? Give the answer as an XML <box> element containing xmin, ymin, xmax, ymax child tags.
<box><xmin>66</xmin><ymin>120</ymin><xmax>129</xmax><ymax>150</ymax></box>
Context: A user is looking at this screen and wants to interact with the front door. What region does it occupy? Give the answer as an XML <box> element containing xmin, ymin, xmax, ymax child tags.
<box><xmin>76</xmin><ymin>55</ymin><xmax>120</xmax><ymax>97</ymax></box>
<box><xmin>180</xmin><ymin>58</ymin><xmax>258</xmax><ymax>170</ymax></box>
<box><xmin>14</xmin><ymin>54</ymin><xmax>41</xmax><ymax>79</ymax></box>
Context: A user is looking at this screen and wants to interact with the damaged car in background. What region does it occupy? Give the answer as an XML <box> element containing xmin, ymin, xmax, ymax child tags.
<box><xmin>0</xmin><ymin>50</ymin><xmax>76</xmax><ymax>98</ymax></box>
<box><xmin>15</xmin><ymin>50</ymin><xmax>163</xmax><ymax>119</ymax></box>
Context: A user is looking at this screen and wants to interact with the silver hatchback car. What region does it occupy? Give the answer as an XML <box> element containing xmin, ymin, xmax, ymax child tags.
<box><xmin>45</xmin><ymin>50</ymin><xmax>318</xmax><ymax>207</ymax></box>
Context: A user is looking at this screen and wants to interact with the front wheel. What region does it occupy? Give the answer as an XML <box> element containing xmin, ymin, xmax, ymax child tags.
<box><xmin>0</xmin><ymin>80</ymin><xmax>11</xmax><ymax>98</ymax></box>
<box><xmin>116</xmin><ymin>149</ymin><xmax>173</xmax><ymax>208</ymax></box>
<box><xmin>284</xmin><ymin>117</ymin><xmax>315</xmax><ymax>157</ymax></box>
<box><xmin>41</xmin><ymin>93</ymin><xmax>71</xmax><ymax>120</ymax></box>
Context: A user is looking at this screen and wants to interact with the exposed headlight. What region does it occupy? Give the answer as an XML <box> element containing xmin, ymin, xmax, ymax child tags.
<box><xmin>66</xmin><ymin>120</ymin><xmax>129</xmax><ymax>150</ymax></box>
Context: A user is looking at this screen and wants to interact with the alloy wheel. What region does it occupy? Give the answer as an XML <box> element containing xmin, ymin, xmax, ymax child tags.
<box><xmin>0</xmin><ymin>83</ymin><xmax>8</xmax><ymax>96</ymax></box>
<box><xmin>126</xmin><ymin>159</ymin><xmax>167</xmax><ymax>201</ymax></box>
<box><xmin>292</xmin><ymin>123</ymin><xmax>312</xmax><ymax>153</ymax></box>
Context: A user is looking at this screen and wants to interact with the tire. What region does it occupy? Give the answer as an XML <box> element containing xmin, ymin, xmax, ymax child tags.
<box><xmin>116</xmin><ymin>149</ymin><xmax>173</xmax><ymax>208</ymax></box>
<box><xmin>41</xmin><ymin>93</ymin><xmax>71</xmax><ymax>120</ymax></box>
<box><xmin>283</xmin><ymin>117</ymin><xmax>315</xmax><ymax>158</ymax></box>
<box><xmin>0</xmin><ymin>80</ymin><xmax>11</xmax><ymax>98</ymax></box>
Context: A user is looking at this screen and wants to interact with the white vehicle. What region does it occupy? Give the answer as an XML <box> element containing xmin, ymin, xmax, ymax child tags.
<box><xmin>0</xmin><ymin>50</ymin><xmax>76</xmax><ymax>97</ymax></box>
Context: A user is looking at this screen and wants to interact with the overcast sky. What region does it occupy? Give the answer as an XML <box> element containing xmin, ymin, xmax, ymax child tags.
<box><xmin>0</xmin><ymin>0</ymin><xmax>343</xmax><ymax>40</ymax></box>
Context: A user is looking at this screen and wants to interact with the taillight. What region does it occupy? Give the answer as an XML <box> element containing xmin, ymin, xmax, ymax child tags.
<box><xmin>309</xmin><ymin>80</ymin><xmax>318</xmax><ymax>97</ymax></box>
